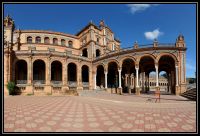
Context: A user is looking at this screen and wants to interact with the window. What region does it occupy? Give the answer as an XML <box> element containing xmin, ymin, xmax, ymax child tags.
<box><xmin>96</xmin><ymin>49</ymin><xmax>100</xmax><ymax>57</ymax></box>
<box><xmin>53</xmin><ymin>38</ymin><xmax>58</xmax><ymax>45</ymax></box>
<box><xmin>68</xmin><ymin>41</ymin><xmax>73</xmax><ymax>47</ymax></box>
<box><xmin>97</xmin><ymin>38</ymin><xmax>99</xmax><ymax>43</ymax></box>
<box><xmin>35</xmin><ymin>36</ymin><xmax>41</xmax><ymax>43</ymax></box>
<box><xmin>112</xmin><ymin>44</ymin><xmax>115</xmax><ymax>51</ymax></box>
<box><xmin>82</xmin><ymin>48</ymin><xmax>88</xmax><ymax>57</ymax></box>
<box><xmin>61</xmin><ymin>39</ymin><xmax>66</xmax><ymax>46</ymax></box>
<box><xmin>27</xmin><ymin>36</ymin><xmax>32</xmax><ymax>43</ymax></box>
<box><xmin>44</xmin><ymin>37</ymin><xmax>50</xmax><ymax>44</ymax></box>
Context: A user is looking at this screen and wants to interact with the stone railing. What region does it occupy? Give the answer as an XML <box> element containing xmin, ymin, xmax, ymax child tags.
<box><xmin>68</xmin><ymin>81</ymin><xmax>77</xmax><ymax>87</ymax></box>
<box><xmin>33</xmin><ymin>80</ymin><xmax>45</xmax><ymax>84</ymax></box>
<box><xmin>16</xmin><ymin>80</ymin><xmax>27</xmax><ymax>84</ymax></box>
<box><xmin>82</xmin><ymin>82</ymin><xmax>89</xmax><ymax>87</ymax></box>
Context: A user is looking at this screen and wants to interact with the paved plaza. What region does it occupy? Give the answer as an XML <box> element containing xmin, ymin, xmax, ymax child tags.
<box><xmin>3</xmin><ymin>93</ymin><xmax>196</xmax><ymax>133</ymax></box>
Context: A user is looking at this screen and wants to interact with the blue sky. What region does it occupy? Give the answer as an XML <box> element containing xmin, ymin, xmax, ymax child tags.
<box><xmin>4</xmin><ymin>4</ymin><xmax>196</xmax><ymax>78</ymax></box>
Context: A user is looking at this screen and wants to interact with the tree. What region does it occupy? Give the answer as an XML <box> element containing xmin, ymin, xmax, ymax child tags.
<box><xmin>6</xmin><ymin>81</ymin><xmax>15</xmax><ymax>95</ymax></box>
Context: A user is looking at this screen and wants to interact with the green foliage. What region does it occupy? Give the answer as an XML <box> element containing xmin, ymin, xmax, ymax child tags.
<box><xmin>27</xmin><ymin>93</ymin><xmax>33</xmax><ymax>96</ymax></box>
<box><xmin>6</xmin><ymin>82</ymin><xmax>15</xmax><ymax>95</ymax></box>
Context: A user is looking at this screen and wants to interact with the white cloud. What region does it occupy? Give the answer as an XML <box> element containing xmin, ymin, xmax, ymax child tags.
<box><xmin>127</xmin><ymin>4</ymin><xmax>159</xmax><ymax>14</ymax></box>
<box><xmin>144</xmin><ymin>28</ymin><xmax>163</xmax><ymax>40</ymax></box>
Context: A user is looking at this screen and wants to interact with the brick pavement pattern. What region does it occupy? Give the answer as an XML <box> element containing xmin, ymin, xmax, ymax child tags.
<box><xmin>4</xmin><ymin>94</ymin><xmax>196</xmax><ymax>132</ymax></box>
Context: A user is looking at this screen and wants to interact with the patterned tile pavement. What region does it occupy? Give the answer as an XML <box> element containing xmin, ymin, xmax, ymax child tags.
<box><xmin>3</xmin><ymin>93</ymin><xmax>196</xmax><ymax>133</ymax></box>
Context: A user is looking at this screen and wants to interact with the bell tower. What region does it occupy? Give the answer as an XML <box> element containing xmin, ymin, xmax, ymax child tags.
<box><xmin>4</xmin><ymin>15</ymin><xmax>15</xmax><ymax>44</ymax></box>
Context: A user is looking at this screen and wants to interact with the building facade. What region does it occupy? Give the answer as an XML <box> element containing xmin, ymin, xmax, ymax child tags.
<box><xmin>3</xmin><ymin>15</ymin><xmax>187</xmax><ymax>96</ymax></box>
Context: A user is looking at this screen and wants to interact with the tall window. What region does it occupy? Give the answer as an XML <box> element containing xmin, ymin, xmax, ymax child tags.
<box><xmin>44</xmin><ymin>37</ymin><xmax>50</xmax><ymax>44</ymax></box>
<box><xmin>53</xmin><ymin>38</ymin><xmax>58</xmax><ymax>45</ymax></box>
<box><xmin>68</xmin><ymin>41</ymin><xmax>73</xmax><ymax>47</ymax></box>
<box><xmin>35</xmin><ymin>36</ymin><xmax>41</xmax><ymax>43</ymax></box>
<box><xmin>112</xmin><ymin>44</ymin><xmax>115</xmax><ymax>51</ymax></box>
<box><xmin>61</xmin><ymin>39</ymin><xmax>66</xmax><ymax>46</ymax></box>
<box><xmin>27</xmin><ymin>36</ymin><xmax>32</xmax><ymax>43</ymax></box>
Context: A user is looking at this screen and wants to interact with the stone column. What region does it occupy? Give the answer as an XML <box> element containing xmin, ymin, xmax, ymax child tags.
<box><xmin>118</xmin><ymin>69</ymin><xmax>122</xmax><ymax>88</ymax></box>
<box><xmin>45</xmin><ymin>58</ymin><xmax>51</xmax><ymax>94</ymax></box>
<box><xmin>136</xmin><ymin>67</ymin><xmax>139</xmax><ymax>87</ymax></box>
<box><xmin>175</xmin><ymin>65</ymin><xmax>179</xmax><ymax>86</ymax></box>
<box><xmin>77</xmin><ymin>65</ymin><xmax>83</xmax><ymax>90</ymax></box>
<box><xmin>28</xmin><ymin>56</ymin><xmax>32</xmax><ymax>84</ymax></box>
<box><xmin>105</xmin><ymin>71</ymin><xmax>107</xmax><ymax>89</ymax></box>
<box><xmin>155</xmin><ymin>65</ymin><xmax>159</xmax><ymax>87</ymax></box>
<box><xmin>94</xmin><ymin>73</ymin><xmax>96</xmax><ymax>90</ymax></box>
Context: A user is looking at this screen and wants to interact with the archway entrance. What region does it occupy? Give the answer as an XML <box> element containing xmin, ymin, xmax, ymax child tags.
<box><xmin>33</xmin><ymin>59</ymin><xmax>45</xmax><ymax>84</ymax></box>
<box><xmin>82</xmin><ymin>65</ymin><xmax>89</xmax><ymax>83</ymax></box>
<box><xmin>15</xmin><ymin>60</ymin><xmax>27</xmax><ymax>84</ymax></box>
<box><xmin>121</xmin><ymin>58</ymin><xmax>135</xmax><ymax>93</ymax></box>
<box><xmin>139</xmin><ymin>56</ymin><xmax>155</xmax><ymax>93</ymax></box>
<box><xmin>158</xmin><ymin>55</ymin><xmax>176</xmax><ymax>94</ymax></box>
<box><xmin>96</xmin><ymin>65</ymin><xmax>105</xmax><ymax>88</ymax></box>
<box><xmin>68</xmin><ymin>62</ymin><xmax>77</xmax><ymax>81</ymax></box>
<box><xmin>108</xmin><ymin>62</ymin><xmax>118</xmax><ymax>89</ymax></box>
<box><xmin>51</xmin><ymin>61</ymin><xmax>62</xmax><ymax>84</ymax></box>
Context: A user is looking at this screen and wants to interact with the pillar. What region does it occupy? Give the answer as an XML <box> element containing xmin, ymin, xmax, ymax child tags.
<box><xmin>94</xmin><ymin>73</ymin><xmax>96</xmax><ymax>90</ymax></box>
<box><xmin>105</xmin><ymin>71</ymin><xmax>107</xmax><ymax>89</ymax></box>
<box><xmin>28</xmin><ymin>56</ymin><xmax>32</xmax><ymax>84</ymax></box>
<box><xmin>136</xmin><ymin>67</ymin><xmax>139</xmax><ymax>87</ymax></box>
<box><xmin>155</xmin><ymin>65</ymin><xmax>159</xmax><ymax>87</ymax></box>
<box><xmin>175</xmin><ymin>65</ymin><xmax>179</xmax><ymax>86</ymax></box>
<box><xmin>118</xmin><ymin>69</ymin><xmax>122</xmax><ymax>88</ymax></box>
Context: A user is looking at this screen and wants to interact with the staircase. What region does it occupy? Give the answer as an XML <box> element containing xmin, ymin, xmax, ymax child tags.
<box><xmin>78</xmin><ymin>89</ymin><xmax>109</xmax><ymax>96</ymax></box>
<box><xmin>180</xmin><ymin>88</ymin><xmax>196</xmax><ymax>101</ymax></box>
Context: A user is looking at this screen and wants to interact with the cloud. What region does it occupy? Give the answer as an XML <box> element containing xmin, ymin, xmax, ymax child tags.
<box><xmin>144</xmin><ymin>28</ymin><xmax>163</xmax><ymax>40</ymax></box>
<box><xmin>127</xmin><ymin>4</ymin><xmax>159</xmax><ymax>14</ymax></box>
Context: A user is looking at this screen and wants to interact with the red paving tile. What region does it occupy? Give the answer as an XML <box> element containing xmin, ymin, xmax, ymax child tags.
<box><xmin>3</xmin><ymin>94</ymin><xmax>196</xmax><ymax>133</ymax></box>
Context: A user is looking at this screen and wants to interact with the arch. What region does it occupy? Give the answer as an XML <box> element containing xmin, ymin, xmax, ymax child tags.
<box><xmin>44</xmin><ymin>37</ymin><xmax>50</xmax><ymax>44</ymax></box>
<box><xmin>27</xmin><ymin>36</ymin><xmax>32</xmax><ymax>43</ymax></box>
<box><xmin>51</xmin><ymin>60</ymin><xmax>62</xmax><ymax>81</ymax></box>
<box><xmin>107</xmin><ymin>59</ymin><xmax>120</xmax><ymax>68</ymax></box>
<box><xmin>107</xmin><ymin>61</ymin><xmax>119</xmax><ymax>88</ymax></box>
<box><xmin>139</xmin><ymin>54</ymin><xmax>156</xmax><ymax>64</ymax></box>
<box><xmin>33</xmin><ymin>59</ymin><xmax>46</xmax><ymax>83</ymax></box>
<box><xmin>68</xmin><ymin>62</ymin><xmax>77</xmax><ymax>82</ymax></box>
<box><xmin>35</xmin><ymin>36</ymin><xmax>41</xmax><ymax>43</ymax></box>
<box><xmin>96</xmin><ymin>63</ymin><xmax>106</xmax><ymax>71</ymax></box>
<box><xmin>82</xmin><ymin>65</ymin><xmax>89</xmax><ymax>82</ymax></box>
<box><xmin>15</xmin><ymin>60</ymin><xmax>27</xmax><ymax>84</ymax></box>
<box><xmin>96</xmin><ymin>49</ymin><xmax>100</xmax><ymax>57</ymax></box>
<box><xmin>68</xmin><ymin>40</ymin><xmax>73</xmax><ymax>47</ymax></box>
<box><xmin>61</xmin><ymin>39</ymin><xmax>66</xmax><ymax>46</ymax></box>
<box><xmin>96</xmin><ymin>65</ymin><xmax>105</xmax><ymax>88</ymax></box>
<box><xmin>120</xmin><ymin>55</ymin><xmax>136</xmax><ymax>67</ymax></box>
<box><xmin>82</xmin><ymin>48</ymin><xmax>88</xmax><ymax>57</ymax></box>
<box><xmin>53</xmin><ymin>38</ymin><xmax>58</xmax><ymax>45</ymax></box>
<box><xmin>157</xmin><ymin>53</ymin><xmax>178</xmax><ymax>64</ymax></box>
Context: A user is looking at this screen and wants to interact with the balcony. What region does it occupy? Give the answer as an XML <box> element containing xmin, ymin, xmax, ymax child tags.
<box><xmin>82</xmin><ymin>82</ymin><xmax>89</xmax><ymax>87</ymax></box>
<box><xmin>16</xmin><ymin>80</ymin><xmax>27</xmax><ymax>84</ymax></box>
<box><xmin>33</xmin><ymin>80</ymin><xmax>45</xmax><ymax>84</ymax></box>
<box><xmin>51</xmin><ymin>81</ymin><xmax>62</xmax><ymax>87</ymax></box>
<box><xmin>68</xmin><ymin>81</ymin><xmax>77</xmax><ymax>87</ymax></box>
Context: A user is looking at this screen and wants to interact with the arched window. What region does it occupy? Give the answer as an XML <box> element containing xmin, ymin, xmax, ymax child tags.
<box><xmin>82</xmin><ymin>48</ymin><xmax>88</xmax><ymax>57</ymax></box>
<box><xmin>44</xmin><ymin>37</ymin><xmax>50</xmax><ymax>44</ymax></box>
<box><xmin>35</xmin><ymin>36</ymin><xmax>41</xmax><ymax>43</ymax></box>
<box><xmin>27</xmin><ymin>36</ymin><xmax>32</xmax><ymax>43</ymax></box>
<box><xmin>96</xmin><ymin>49</ymin><xmax>100</xmax><ymax>57</ymax></box>
<box><xmin>61</xmin><ymin>39</ymin><xmax>66</xmax><ymax>46</ymax></box>
<box><xmin>68</xmin><ymin>41</ymin><xmax>73</xmax><ymax>47</ymax></box>
<box><xmin>53</xmin><ymin>38</ymin><xmax>58</xmax><ymax>45</ymax></box>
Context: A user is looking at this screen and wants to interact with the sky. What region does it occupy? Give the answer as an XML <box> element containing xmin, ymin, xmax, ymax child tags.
<box><xmin>4</xmin><ymin>4</ymin><xmax>196</xmax><ymax>78</ymax></box>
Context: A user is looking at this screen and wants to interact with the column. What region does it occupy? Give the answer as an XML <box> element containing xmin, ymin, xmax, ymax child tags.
<box><xmin>94</xmin><ymin>73</ymin><xmax>96</xmax><ymax>89</ymax></box>
<box><xmin>135</xmin><ymin>67</ymin><xmax>139</xmax><ymax>87</ymax></box>
<box><xmin>105</xmin><ymin>71</ymin><xmax>107</xmax><ymax>89</ymax></box>
<box><xmin>118</xmin><ymin>69</ymin><xmax>122</xmax><ymax>88</ymax></box>
<box><xmin>175</xmin><ymin>66</ymin><xmax>179</xmax><ymax>86</ymax></box>
<box><xmin>28</xmin><ymin>56</ymin><xmax>32</xmax><ymax>84</ymax></box>
<box><xmin>46</xmin><ymin>59</ymin><xmax>50</xmax><ymax>85</ymax></box>
<box><xmin>63</xmin><ymin>63</ymin><xmax>67</xmax><ymax>85</ymax></box>
<box><xmin>155</xmin><ymin>65</ymin><xmax>159</xmax><ymax>87</ymax></box>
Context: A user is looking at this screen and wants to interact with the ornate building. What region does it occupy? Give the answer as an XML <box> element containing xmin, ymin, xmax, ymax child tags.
<box><xmin>3</xmin><ymin>15</ymin><xmax>187</xmax><ymax>96</ymax></box>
